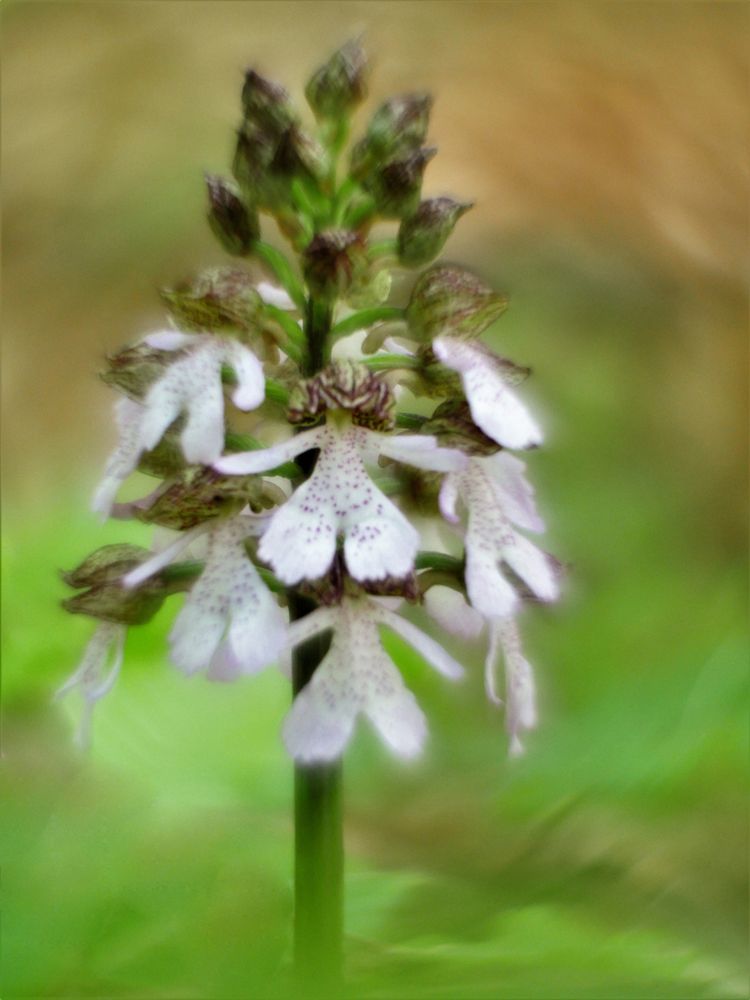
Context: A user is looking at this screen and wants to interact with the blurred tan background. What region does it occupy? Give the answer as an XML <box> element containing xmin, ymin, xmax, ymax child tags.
<box><xmin>3</xmin><ymin>0</ymin><xmax>747</xmax><ymax>525</ymax></box>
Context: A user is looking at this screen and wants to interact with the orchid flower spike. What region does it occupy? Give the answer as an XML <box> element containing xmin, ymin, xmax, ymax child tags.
<box><xmin>62</xmin><ymin>41</ymin><xmax>562</xmax><ymax>767</ymax></box>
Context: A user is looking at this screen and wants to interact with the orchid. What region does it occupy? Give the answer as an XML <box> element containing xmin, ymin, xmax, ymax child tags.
<box><xmin>58</xmin><ymin>40</ymin><xmax>563</xmax><ymax>987</ymax></box>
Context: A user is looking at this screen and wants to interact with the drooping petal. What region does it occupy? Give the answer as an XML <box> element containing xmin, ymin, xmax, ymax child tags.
<box><xmin>287</xmin><ymin>606</ymin><xmax>338</xmax><ymax>648</ymax></box>
<box><xmin>91</xmin><ymin>397</ymin><xmax>145</xmax><ymax>519</ymax></box>
<box><xmin>169</xmin><ymin>518</ymin><xmax>287</xmax><ymax>676</ymax></box>
<box><xmin>257</xmin><ymin>282</ymin><xmax>295</xmax><ymax>310</ymax></box>
<box><xmin>489</xmin><ymin>618</ymin><xmax>537</xmax><ymax>756</ymax></box>
<box><xmin>374</xmin><ymin>432</ymin><xmax>468</xmax><ymax>473</ymax></box>
<box><xmin>55</xmin><ymin>622</ymin><xmax>126</xmax><ymax>749</ymax></box>
<box><xmin>179</xmin><ymin>377</ymin><xmax>225</xmax><ymax>464</ymax></box>
<box><xmin>502</xmin><ymin>531</ymin><xmax>559</xmax><ymax>602</ymax></box>
<box><xmin>376</xmin><ymin>605</ymin><xmax>465</xmax><ymax>679</ymax></box>
<box><xmin>423</xmin><ymin>585</ymin><xmax>485</xmax><ymax>641</ymax></box>
<box><xmin>214</xmin><ymin>427</ymin><xmax>325</xmax><ymax>475</ymax></box>
<box><xmin>142</xmin><ymin>330</ymin><xmax>196</xmax><ymax>351</ymax></box>
<box><xmin>122</xmin><ymin>523</ymin><xmax>207</xmax><ymax>589</ymax></box>
<box><xmin>438</xmin><ymin>474</ymin><xmax>460</xmax><ymax>524</ymax></box>
<box><xmin>433</xmin><ymin>336</ymin><xmax>542</xmax><ymax>450</ymax></box>
<box><xmin>137</xmin><ymin>371</ymin><xmax>185</xmax><ymax>453</ymax></box>
<box><xmin>223</xmin><ymin>339</ymin><xmax>266</xmax><ymax>411</ymax></box>
<box><xmin>464</xmin><ymin>540</ymin><xmax>519</xmax><ymax>619</ymax></box>
<box><xmin>483</xmin><ymin>452</ymin><xmax>545</xmax><ymax>533</ymax></box>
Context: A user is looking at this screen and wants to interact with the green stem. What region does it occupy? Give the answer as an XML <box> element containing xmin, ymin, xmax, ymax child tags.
<box><xmin>330</xmin><ymin>306</ymin><xmax>404</xmax><ymax>340</ymax></box>
<box><xmin>289</xmin><ymin>593</ymin><xmax>342</xmax><ymax>994</ymax></box>
<box><xmin>253</xmin><ymin>241</ymin><xmax>307</xmax><ymax>312</ymax></box>
<box><xmin>290</xmin><ymin>292</ymin><xmax>343</xmax><ymax>994</ymax></box>
<box><xmin>361</xmin><ymin>352</ymin><xmax>421</xmax><ymax>372</ymax></box>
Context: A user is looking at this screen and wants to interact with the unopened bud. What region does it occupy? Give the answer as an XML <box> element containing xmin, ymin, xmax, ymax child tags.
<box><xmin>62</xmin><ymin>544</ymin><xmax>167</xmax><ymax>625</ymax></box>
<box><xmin>289</xmin><ymin>360</ymin><xmax>395</xmax><ymax>431</ymax></box>
<box><xmin>62</xmin><ymin>544</ymin><xmax>153</xmax><ymax>590</ymax></box>
<box><xmin>270</xmin><ymin>124</ymin><xmax>327</xmax><ymax>184</ymax></box>
<box><xmin>362</xmin><ymin>147</ymin><xmax>436</xmax><ymax>219</ymax></box>
<box><xmin>421</xmin><ymin>399</ymin><xmax>500</xmax><ymax>455</ymax></box>
<box><xmin>350</xmin><ymin>92</ymin><xmax>432</xmax><ymax>178</ymax></box>
<box><xmin>397</xmin><ymin>197</ymin><xmax>473</xmax><ymax>267</ymax></box>
<box><xmin>134</xmin><ymin>467</ymin><xmax>265</xmax><ymax>530</ymax></box>
<box><xmin>406</xmin><ymin>264</ymin><xmax>508</xmax><ymax>340</ymax></box>
<box><xmin>101</xmin><ymin>342</ymin><xmax>179</xmax><ymax>400</ymax></box>
<box><xmin>302</xmin><ymin>229</ymin><xmax>367</xmax><ymax>298</ymax></box>
<box><xmin>241</xmin><ymin>68</ymin><xmax>297</xmax><ymax>133</ymax></box>
<box><xmin>232</xmin><ymin>122</ymin><xmax>276</xmax><ymax>202</ymax></box>
<box><xmin>205</xmin><ymin>174</ymin><xmax>259</xmax><ymax>256</ymax></box>
<box><xmin>305</xmin><ymin>38</ymin><xmax>368</xmax><ymax>120</ymax></box>
<box><xmin>161</xmin><ymin>268</ymin><xmax>263</xmax><ymax>334</ymax></box>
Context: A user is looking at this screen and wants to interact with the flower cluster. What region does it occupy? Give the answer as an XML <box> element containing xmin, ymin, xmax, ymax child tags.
<box><xmin>59</xmin><ymin>41</ymin><xmax>560</xmax><ymax>761</ymax></box>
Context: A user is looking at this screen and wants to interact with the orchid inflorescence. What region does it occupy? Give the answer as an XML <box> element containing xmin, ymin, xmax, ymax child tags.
<box><xmin>58</xmin><ymin>40</ymin><xmax>561</xmax><ymax>762</ymax></box>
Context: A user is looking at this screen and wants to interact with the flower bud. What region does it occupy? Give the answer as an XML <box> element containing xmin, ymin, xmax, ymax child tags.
<box><xmin>205</xmin><ymin>174</ymin><xmax>259</xmax><ymax>256</ymax></box>
<box><xmin>302</xmin><ymin>229</ymin><xmax>367</xmax><ymax>299</ymax></box>
<box><xmin>241</xmin><ymin>68</ymin><xmax>297</xmax><ymax>134</ymax></box>
<box><xmin>270</xmin><ymin>124</ymin><xmax>328</xmax><ymax>185</ymax></box>
<box><xmin>421</xmin><ymin>399</ymin><xmax>500</xmax><ymax>455</ymax></box>
<box><xmin>62</xmin><ymin>544</ymin><xmax>167</xmax><ymax>625</ymax></box>
<box><xmin>101</xmin><ymin>342</ymin><xmax>179</xmax><ymax>400</ymax></box>
<box><xmin>232</xmin><ymin>122</ymin><xmax>277</xmax><ymax>201</ymax></box>
<box><xmin>361</xmin><ymin>147</ymin><xmax>436</xmax><ymax>219</ymax></box>
<box><xmin>397</xmin><ymin>197</ymin><xmax>473</xmax><ymax>267</ymax></box>
<box><xmin>305</xmin><ymin>38</ymin><xmax>368</xmax><ymax>120</ymax></box>
<box><xmin>288</xmin><ymin>360</ymin><xmax>395</xmax><ymax>431</ymax></box>
<box><xmin>133</xmin><ymin>467</ymin><xmax>266</xmax><ymax>530</ymax></box>
<box><xmin>350</xmin><ymin>92</ymin><xmax>432</xmax><ymax>178</ymax></box>
<box><xmin>161</xmin><ymin>267</ymin><xmax>263</xmax><ymax>334</ymax></box>
<box><xmin>406</xmin><ymin>265</ymin><xmax>508</xmax><ymax>340</ymax></box>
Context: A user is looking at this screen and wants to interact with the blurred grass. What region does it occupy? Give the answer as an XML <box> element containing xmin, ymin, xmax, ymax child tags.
<box><xmin>2</xmin><ymin>2</ymin><xmax>748</xmax><ymax>998</ymax></box>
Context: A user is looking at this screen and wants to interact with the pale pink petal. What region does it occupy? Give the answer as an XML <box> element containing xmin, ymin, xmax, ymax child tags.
<box><xmin>214</xmin><ymin>427</ymin><xmax>324</xmax><ymax>475</ymax></box>
<box><xmin>434</xmin><ymin>336</ymin><xmax>542</xmax><ymax>450</ymax></box>
<box><xmin>258</xmin><ymin>484</ymin><xmax>338</xmax><ymax>585</ymax></box>
<box><xmin>123</xmin><ymin>524</ymin><xmax>207</xmax><ymax>589</ymax></box>
<box><xmin>343</xmin><ymin>507</ymin><xmax>419</xmax><ymax>581</ymax></box>
<box><xmin>438</xmin><ymin>474</ymin><xmax>460</xmax><ymax>524</ymax></box>
<box><xmin>376</xmin><ymin>606</ymin><xmax>464</xmax><ymax>679</ymax></box>
<box><xmin>257</xmin><ymin>282</ymin><xmax>295</xmax><ymax>310</ymax></box>
<box><xmin>143</xmin><ymin>330</ymin><xmax>197</xmax><ymax>351</ymax></box>
<box><xmin>502</xmin><ymin>532</ymin><xmax>559</xmax><ymax>602</ymax></box>
<box><xmin>374</xmin><ymin>433</ymin><xmax>468</xmax><ymax>473</ymax></box>
<box><xmin>223</xmin><ymin>340</ymin><xmax>266</xmax><ymax>411</ymax></box>
<box><xmin>464</xmin><ymin>543</ymin><xmax>518</xmax><ymax>619</ymax></box>
<box><xmin>423</xmin><ymin>586</ymin><xmax>485</xmax><ymax>640</ymax></box>
<box><xmin>180</xmin><ymin>379</ymin><xmax>225</xmax><ymax>464</ymax></box>
<box><xmin>484</xmin><ymin>452</ymin><xmax>545</xmax><ymax>533</ymax></box>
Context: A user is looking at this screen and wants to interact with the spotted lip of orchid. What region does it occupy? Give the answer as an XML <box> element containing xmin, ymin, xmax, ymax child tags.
<box><xmin>281</xmin><ymin>595</ymin><xmax>464</xmax><ymax>762</ymax></box>
<box><xmin>432</xmin><ymin>335</ymin><xmax>542</xmax><ymax>451</ymax></box>
<box><xmin>214</xmin><ymin>416</ymin><xmax>468</xmax><ymax>586</ymax></box>
<box><xmin>441</xmin><ymin>451</ymin><xmax>558</xmax><ymax>621</ymax></box>
<box><xmin>91</xmin><ymin>330</ymin><xmax>266</xmax><ymax>518</ymax></box>
<box><xmin>121</xmin><ymin>513</ymin><xmax>286</xmax><ymax>679</ymax></box>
